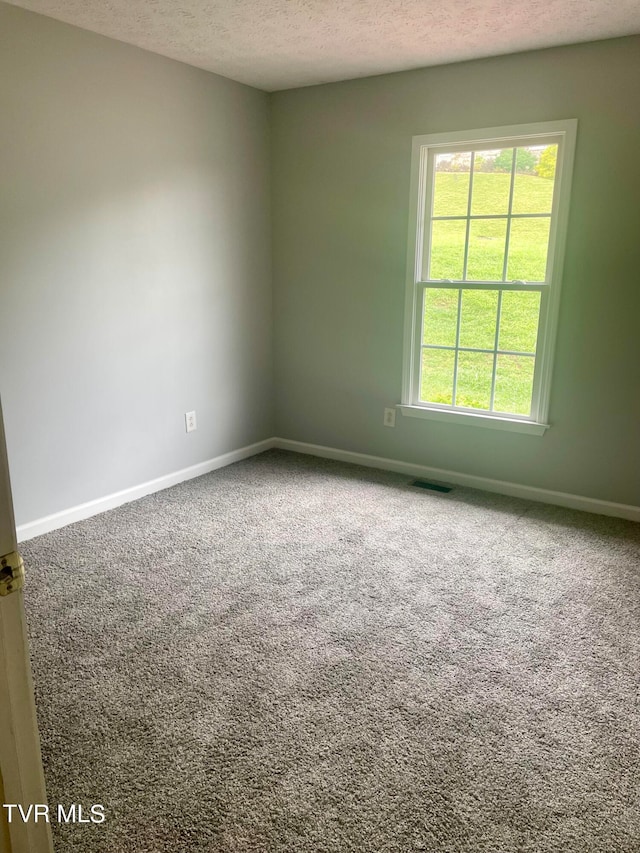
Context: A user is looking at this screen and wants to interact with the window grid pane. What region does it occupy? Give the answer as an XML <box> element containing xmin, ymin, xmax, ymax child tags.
<box><xmin>466</xmin><ymin>218</ymin><xmax>508</xmax><ymax>281</ymax></box>
<box><xmin>426</xmin><ymin>145</ymin><xmax>555</xmax><ymax>284</ymax></box>
<box><xmin>512</xmin><ymin>144</ymin><xmax>558</xmax><ymax>214</ymax></box>
<box><xmin>421</xmin><ymin>283</ymin><xmax>539</xmax><ymax>416</ymax></box>
<box><xmin>459</xmin><ymin>290</ymin><xmax>499</xmax><ymax>350</ymax></box>
<box><xmin>493</xmin><ymin>354</ymin><xmax>536</xmax><ymax>416</ymax></box>
<box><xmin>428</xmin><ymin>220</ymin><xmax>466</xmax><ymax>280</ymax></box>
<box><xmin>433</xmin><ymin>152</ymin><xmax>471</xmax><ymax>216</ymax></box>
<box><xmin>507</xmin><ymin>217</ymin><xmax>551</xmax><ymax>282</ymax></box>
<box><xmin>423</xmin><ymin>288</ymin><xmax>459</xmax><ymax>346</ymax></box>
<box><xmin>470</xmin><ymin>148</ymin><xmax>513</xmax><ymax>216</ymax></box>
<box><xmin>455</xmin><ymin>351</ymin><xmax>494</xmax><ymax>410</ymax></box>
<box><xmin>420</xmin><ymin>347</ymin><xmax>456</xmax><ymax>405</ymax></box>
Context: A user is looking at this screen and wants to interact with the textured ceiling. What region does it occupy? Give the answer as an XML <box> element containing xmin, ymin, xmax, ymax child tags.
<box><xmin>6</xmin><ymin>0</ymin><xmax>640</xmax><ymax>91</ymax></box>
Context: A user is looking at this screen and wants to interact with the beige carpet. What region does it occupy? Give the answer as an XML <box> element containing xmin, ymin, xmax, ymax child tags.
<box><xmin>22</xmin><ymin>450</ymin><xmax>640</xmax><ymax>852</ymax></box>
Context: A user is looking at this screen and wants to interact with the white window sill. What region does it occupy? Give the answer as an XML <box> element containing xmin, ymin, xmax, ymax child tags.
<box><xmin>398</xmin><ymin>405</ymin><xmax>549</xmax><ymax>435</ymax></box>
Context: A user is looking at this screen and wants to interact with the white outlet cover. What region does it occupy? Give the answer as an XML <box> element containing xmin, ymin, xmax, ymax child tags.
<box><xmin>185</xmin><ymin>411</ymin><xmax>197</xmax><ymax>432</ymax></box>
<box><xmin>384</xmin><ymin>408</ymin><xmax>396</xmax><ymax>427</ymax></box>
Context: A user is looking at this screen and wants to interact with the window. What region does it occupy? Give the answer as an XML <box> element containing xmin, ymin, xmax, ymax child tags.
<box><xmin>401</xmin><ymin>120</ymin><xmax>577</xmax><ymax>435</ymax></box>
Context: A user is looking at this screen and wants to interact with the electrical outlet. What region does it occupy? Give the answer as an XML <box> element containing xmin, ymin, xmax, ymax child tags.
<box><xmin>383</xmin><ymin>407</ymin><xmax>396</xmax><ymax>428</ymax></box>
<box><xmin>185</xmin><ymin>411</ymin><xmax>197</xmax><ymax>433</ymax></box>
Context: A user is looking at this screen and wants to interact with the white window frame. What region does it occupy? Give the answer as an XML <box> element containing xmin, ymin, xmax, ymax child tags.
<box><xmin>400</xmin><ymin>120</ymin><xmax>577</xmax><ymax>435</ymax></box>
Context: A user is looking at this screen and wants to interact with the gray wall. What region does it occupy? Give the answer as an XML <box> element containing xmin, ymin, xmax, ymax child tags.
<box><xmin>0</xmin><ymin>4</ymin><xmax>273</xmax><ymax>524</ymax></box>
<box><xmin>271</xmin><ymin>37</ymin><xmax>640</xmax><ymax>506</ymax></box>
<box><xmin>1</xmin><ymin>4</ymin><xmax>638</xmax><ymax>523</ymax></box>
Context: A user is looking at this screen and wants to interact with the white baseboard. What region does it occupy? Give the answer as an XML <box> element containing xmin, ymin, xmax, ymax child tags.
<box><xmin>16</xmin><ymin>438</ymin><xmax>276</xmax><ymax>542</ymax></box>
<box><xmin>273</xmin><ymin>437</ymin><xmax>640</xmax><ymax>523</ymax></box>
<box><xmin>16</xmin><ymin>434</ymin><xmax>639</xmax><ymax>540</ymax></box>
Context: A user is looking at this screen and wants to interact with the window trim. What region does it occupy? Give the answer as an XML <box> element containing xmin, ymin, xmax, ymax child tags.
<box><xmin>402</xmin><ymin>119</ymin><xmax>577</xmax><ymax>432</ymax></box>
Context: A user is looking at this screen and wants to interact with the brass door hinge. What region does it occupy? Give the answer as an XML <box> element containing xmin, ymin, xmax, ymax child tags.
<box><xmin>0</xmin><ymin>551</ymin><xmax>25</xmax><ymax>596</ymax></box>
